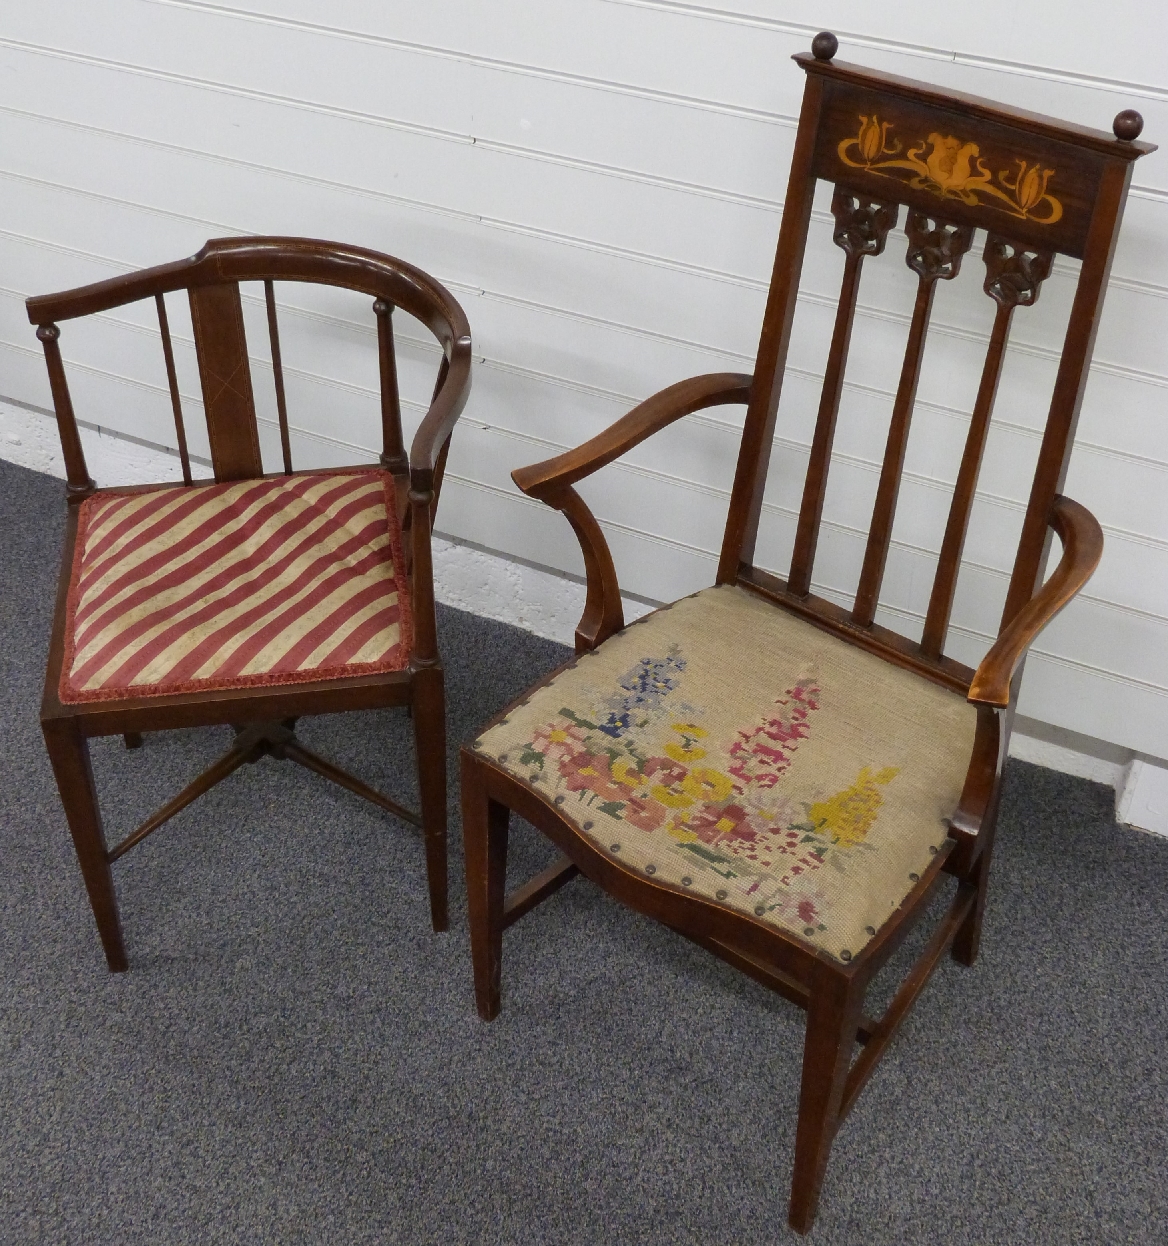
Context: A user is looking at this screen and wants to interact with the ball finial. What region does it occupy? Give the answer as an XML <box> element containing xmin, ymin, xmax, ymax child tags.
<box><xmin>1113</xmin><ymin>109</ymin><xmax>1144</xmax><ymax>141</ymax></box>
<box><xmin>811</xmin><ymin>31</ymin><xmax>838</xmax><ymax>61</ymax></box>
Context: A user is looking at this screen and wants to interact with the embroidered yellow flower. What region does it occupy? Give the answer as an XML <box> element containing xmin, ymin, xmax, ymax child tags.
<box><xmin>665</xmin><ymin>722</ymin><xmax>708</xmax><ymax>763</ymax></box>
<box><xmin>651</xmin><ymin>785</ymin><xmax>694</xmax><ymax>809</ymax></box>
<box><xmin>680</xmin><ymin>767</ymin><xmax>735</xmax><ymax>803</ymax></box>
<box><xmin>807</xmin><ymin>766</ymin><xmax>899</xmax><ymax>848</ymax></box>
<box><xmin>548</xmin><ymin>729</ymin><xmax>570</xmax><ymax>743</ymax></box>
<box><xmin>611</xmin><ymin>757</ymin><xmax>641</xmax><ymax>788</ymax></box>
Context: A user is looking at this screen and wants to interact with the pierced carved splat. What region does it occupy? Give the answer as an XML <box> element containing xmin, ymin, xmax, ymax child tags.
<box><xmin>905</xmin><ymin>212</ymin><xmax>976</xmax><ymax>281</ymax></box>
<box><xmin>830</xmin><ymin>188</ymin><xmax>899</xmax><ymax>257</ymax></box>
<box><xmin>787</xmin><ymin>190</ymin><xmax>899</xmax><ymax>597</ymax></box>
<box><xmin>919</xmin><ymin>233</ymin><xmax>1053</xmax><ymax>657</ymax></box>
<box><xmin>851</xmin><ymin>213</ymin><xmax>975</xmax><ymax>626</ymax></box>
<box><xmin>982</xmin><ymin>236</ymin><xmax>1053</xmax><ymax>308</ymax></box>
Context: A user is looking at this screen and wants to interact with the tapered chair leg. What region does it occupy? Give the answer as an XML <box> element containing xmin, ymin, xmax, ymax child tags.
<box><xmin>412</xmin><ymin>666</ymin><xmax>449</xmax><ymax>933</ymax></box>
<box><xmin>952</xmin><ymin>847</ymin><xmax>993</xmax><ymax>967</ymax></box>
<box><xmin>42</xmin><ymin>719</ymin><xmax>128</xmax><ymax>973</ymax></box>
<box><xmin>462</xmin><ymin>753</ymin><xmax>509</xmax><ymax>1021</ymax></box>
<box><xmin>789</xmin><ymin>960</ymin><xmax>864</xmax><ymax>1233</ymax></box>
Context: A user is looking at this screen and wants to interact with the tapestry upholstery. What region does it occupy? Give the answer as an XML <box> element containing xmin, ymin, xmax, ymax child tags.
<box><xmin>474</xmin><ymin>585</ymin><xmax>977</xmax><ymax>962</ymax></box>
<box><xmin>60</xmin><ymin>469</ymin><xmax>411</xmax><ymax>703</ymax></box>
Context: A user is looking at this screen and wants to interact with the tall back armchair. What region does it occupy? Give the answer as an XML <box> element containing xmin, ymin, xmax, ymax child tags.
<box><xmin>461</xmin><ymin>35</ymin><xmax>1153</xmax><ymax>1232</ymax></box>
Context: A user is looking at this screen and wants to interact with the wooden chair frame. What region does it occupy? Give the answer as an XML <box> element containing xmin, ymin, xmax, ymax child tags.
<box><xmin>461</xmin><ymin>36</ymin><xmax>1152</xmax><ymax>1232</ymax></box>
<box><xmin>30</xmin><ymin>236</ymin><xmax>471</xmax><ymax>972</ymax></box>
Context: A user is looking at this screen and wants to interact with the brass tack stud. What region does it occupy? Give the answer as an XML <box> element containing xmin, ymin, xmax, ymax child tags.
<box><xmin>928</xmin><ymin>844</ymin><xmax>939</xmax><ymax>855</ymax></box>
<box><xmin>681</xmin><ymin>876</ymin><xmax>692</xmax><ymax>887</ymax></box>
<box><xmin>529</xmin><ymin>773</ymin><xmax>540</xmax><ymax>783</ymax></box>
<box><xmin>716</xmin><ymin>889</ymin><xmax>728</xmax><ymax>901</ymax></box>
<box><xmin>754</xmin><ymin>904</ymin><xmax>766</xmax><ymax>916</ymax></box>
<box><xmin>804</xmin><ymin>927</ymin><xmax>816</xmax><ymax>937</ymax></box>
<box><xmin>645</xmin><ymin>864</ymin><xmax>656</xmax><ymax>875</ymax></box>
<box><xmin>583</xmin><ymin>821</ymin><xmax>593</xmax><ymax>831</ymax></box>
<box><xmin>498</xmin><ymin>754</ymin><xmax>508</xmax><ymax>763</ymax></box>
<box><xmin>610</xmin><ymin>843</ymin><xmax>620</xmax><ymax>853</ymax></box>
<box><xmin>909</xmin><ymin>872</ymin><xmax>920</xmax><ymax>882</ymax></box>
<box><xmin>865</xmin><ymin>925</ymin><xmax>876</xmax><ymax>937</ymax></box>
<box><xmin>840</xmin><ymin>949</ymin><xmax>852</xmax><ymax>962</ymax></box>
<box><xmin>554</xmin><ymin>794</ymin><xmax>565</xmax><ymax>804</ymax></box>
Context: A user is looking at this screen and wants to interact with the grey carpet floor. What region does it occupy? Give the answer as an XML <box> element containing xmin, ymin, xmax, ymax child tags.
<box><xmin>1</xmin><ymin>456</ymin><xmax>1165</xmax><ymax>1245</ymax></box>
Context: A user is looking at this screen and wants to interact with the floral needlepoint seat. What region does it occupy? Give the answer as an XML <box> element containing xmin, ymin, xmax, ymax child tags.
<box><xmin>60</xmin><ymin>469</ymin><xmax>411</xmax><ymax>704</ymax></box>
<box><xmin>474</xmin><ymin>586</ymin><xmax>976</xmax><ymax>962</ymax></box>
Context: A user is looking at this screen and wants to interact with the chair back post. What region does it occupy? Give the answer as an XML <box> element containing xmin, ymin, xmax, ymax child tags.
<box><xmin>408</xmin><ymin>482</ymin><xmax>439</xmax><ymax>666</ymax></box>
<box><xmin>999</xmin><ymin>155</ymin><xmax>1136</xmax><ymax>632</ymax></box>
<box><xmin>374</xmin><ymin>298</ymin><xmax>408</xmax><ymax>474</ymax></box>
<box><xmin>35</xmin><ymin>323</ymin><xmax>94</xmax><ymax>501</ymax></box>
<box><xmin>716</xmin><ymin>69</ymin><xmax>825</xmax><ymax>584</ymax></box>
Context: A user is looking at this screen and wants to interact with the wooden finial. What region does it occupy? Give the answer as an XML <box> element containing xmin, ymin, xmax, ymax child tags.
<box><xmin>1113</xmin><ymin>109</ymin><xmax>1144</xmax><ymax>141</ymax></box>
<box><xmin>811</xmin><ymin>31</ymin><xmax>838</xmax><ymax>61</ymax></box>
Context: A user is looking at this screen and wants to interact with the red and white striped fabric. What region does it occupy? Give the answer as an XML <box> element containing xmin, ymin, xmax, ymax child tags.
<box><xmin>60</xmin><ymin>470</ymin><xmax>412</xmax><ymax>703</ymax></box>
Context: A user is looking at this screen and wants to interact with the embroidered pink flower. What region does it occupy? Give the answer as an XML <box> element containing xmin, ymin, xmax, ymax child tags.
<box><xmin>727</xmin><ymin>680</ymin><xmax>820</xmax><ymax>789</ymax></box>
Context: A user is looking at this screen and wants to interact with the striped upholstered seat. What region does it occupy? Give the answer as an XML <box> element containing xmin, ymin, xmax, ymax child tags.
<box><xmin>60</xmin><ymin>469</ymin><xmax>411</xmax><ymax>704</ymax></box>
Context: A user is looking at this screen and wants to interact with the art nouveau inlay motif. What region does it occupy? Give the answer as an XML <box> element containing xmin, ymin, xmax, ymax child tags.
<box><xmin>838</xmin><ymin>114</ymin><xmax>1064</xmax><ymax>225</ymax></box>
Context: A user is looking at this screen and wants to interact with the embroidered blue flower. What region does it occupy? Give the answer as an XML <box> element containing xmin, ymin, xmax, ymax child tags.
<box><xmin>597</xmin><ymin>646</ymin><xmax>686</xmax><ymax>737</ymax></box>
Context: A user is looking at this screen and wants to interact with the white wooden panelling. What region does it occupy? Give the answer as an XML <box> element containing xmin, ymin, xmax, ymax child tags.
<box><xmin>2</xmin><ymin>1</ymin><xmax>1167</xmax><ymax>759</ymax></box>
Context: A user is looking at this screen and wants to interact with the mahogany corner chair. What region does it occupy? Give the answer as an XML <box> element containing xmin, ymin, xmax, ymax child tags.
<box><xmin>30</xmin><ymin>236</ymin><xmax>471</xmax><ymax>972</ymax></box>
<box><xmin>462</xmin><ymin>35</ymin><xmax>1153</xmax><ymax>1233</ymax></box>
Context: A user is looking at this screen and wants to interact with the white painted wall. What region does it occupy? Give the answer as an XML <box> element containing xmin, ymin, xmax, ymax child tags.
<box><xmin>1</xmin><ymin>1</ymin><xmax>1166</xmax><ymax>767</ymax></box>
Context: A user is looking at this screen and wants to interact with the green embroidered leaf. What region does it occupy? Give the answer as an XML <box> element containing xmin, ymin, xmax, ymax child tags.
<box><xmin>518</xmin><ymin>745</ymin><xmax>545</xmax><ymax>769</ymax></box>
<box><xmin>597</xmin><ymin>800</ymin><xmax>625</xmax><ymax>817</ymax></box>
<box><xmin>559</xmin><ymin>708</ymin><xmax>599</xmax><ymax>731</ymax></box>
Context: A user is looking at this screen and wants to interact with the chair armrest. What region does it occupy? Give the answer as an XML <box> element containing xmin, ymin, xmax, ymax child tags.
<box><xmin>968</xmin><ymin>496</ymin><xmax>1103</xmax><ymax>708</ymax></box>
<box><xmin>511</xmin><ymin>373</ymin><xmax>753</xmax><ymax>652</ymax></box>
<box><xmin>512</xmin><ymin>372</ymin><xmax>753</xmax><ymax>499</ymax></box>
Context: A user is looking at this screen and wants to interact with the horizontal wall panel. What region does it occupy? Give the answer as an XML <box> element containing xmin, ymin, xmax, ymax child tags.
<box><xmin>2</xmin><ymin>2</ymin><xmax>1166</xmax><ymax>758</ymax></box>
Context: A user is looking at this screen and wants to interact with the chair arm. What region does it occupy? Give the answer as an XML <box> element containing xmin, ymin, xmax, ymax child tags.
<box><xmin>511</xmin><ymin>373</ymin><xmax>753</xmax><ymax>652</ymax></box>
<box><xmin>408</xmin><ymin>337</ymin><xmax>473</xmax><ymax>487</ymax></box>
<box><xmin>968</xmin><ymin>496</ymin><xmax>1103</xmax><ymax>708</ymax></box>
<box><xmin>512</xmin><ymin>372</ymin><xmax>753</xmax><ymax>499</ymax></box>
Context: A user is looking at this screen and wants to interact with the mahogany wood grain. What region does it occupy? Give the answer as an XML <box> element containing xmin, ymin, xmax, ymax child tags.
<box><xmin>155</xmin><ymin>294</ymin><xmax>193</xmax><ymax>485</ymax></box>
<box><xmin>35</xmin><ymin>325</ymin><xmax>93</xmax><ymax>501</ymax></box>
<box><xmin>263</xmin><ymin>279</ymin><xmax>293</xmax><ymax>475</ymax></box>
<box><xmin>188</xmin><ymin>281</ymin><xmax>263</xmax><ymax>482</ymax></box>
<box><xmin>788</xmin><ymin>190</ymin><xmax>898</xmax><ymax>598</ymax></box>
<box><xmin>922</xmin><ymin>238</ymin><xmax>1053</xmax><ymax>658</ymax></box>
<box><xmin>374</xmin><ymin>298</ymin><xmax>407</xmax><ymax>474</ymax></box>
<box><xmin>970</xmin><ymin>496</ymin><xmax>1103</xmax><ymax>706</ymax></box>
<box><xmin>502</xmin><ymin>856</ymin><xmax>580</xmax><ymax>930</ymax></box>
<box><xmin>853</xmin><ymin>215</ymin><xmax>973</xmax><ymax>628</ymax></box>
<box><xmin>718</xmin><ymin>75</ymin><xmax>825</xmax><ymax>583</ymax></box>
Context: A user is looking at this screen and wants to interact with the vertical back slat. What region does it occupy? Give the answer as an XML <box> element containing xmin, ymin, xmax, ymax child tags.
<box><xmin>188</xmin><ymin>281</ymin><xmax>262</xmax><ymax>482</ymax></box>
<box><xmin>263</xmin><ymin>281</ymin><xmax>293</xmax><ymax>475</ymax></box>
<box><xmin>852</xmin><ymin>213</ymin><xmax>974</xmax><ymax>628</ymax></box>
<box><xmin>788</xmin><ymin>190</ymin><xmax>898</xmax><ymax>597</ymax></box>
<box><xmin>155</xmin><ymin>294</ymin><xmax>193</xmax><ymax>485</ymax></box>
<box><xmin>920</xmin><ymin>238</ymin><xmax>1052</xmax><ymax>658</ymax></box>
<box><xmin>374</xmin><ymin>298</ymin><xmax>407</xmax><ymax>473</ymax></box>
<box><xmin>36</xmin><ymin>323</ymin><xmax>94</xmax><ymax>499</ymax></box>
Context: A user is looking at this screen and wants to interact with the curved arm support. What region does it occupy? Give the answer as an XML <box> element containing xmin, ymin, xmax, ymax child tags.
<box><xmin>510</xmin><ymin>373</ymin><xmax>751</xmax><ymax>652</ymax></box>
<box><xmin>969</xmin><ymin>495</ymin><xmax>1103</xmax><ymax>708</ymax></box>
<box><xmin>512</xmin><ymin>373</ymin><xmax>752</xmax><ymax>499</ymax></box>
<box><xmin>409</xmin><ymin>340</ymin><xmax>472</xmax><ymax>490</ymax></box>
